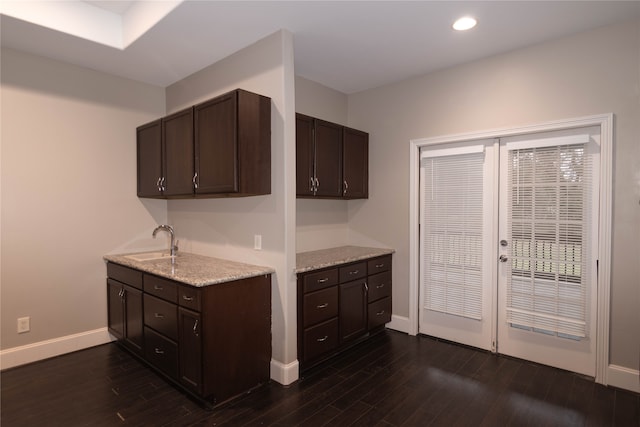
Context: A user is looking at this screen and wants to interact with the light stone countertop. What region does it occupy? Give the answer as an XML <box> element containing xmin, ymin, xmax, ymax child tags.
<box><xmin>104</xmin><ymin>252</ymin><xmax>275</xmax><ymax>287</ymax></box>
<box><xmin>296</xmin><ymin>245</ymin><xmax>394</xmax><ymax>273</ymax></box>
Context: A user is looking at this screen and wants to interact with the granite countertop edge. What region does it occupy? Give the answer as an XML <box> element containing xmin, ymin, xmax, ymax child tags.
<box><xmin>295</xmin><ymin>245</ymin><xmax>395</xmax><ymax>274</ymax></box>
<box><xmin>104</xmin><ymin>252</ymin><xmax>275</xmax><ymax>287</ymax></box>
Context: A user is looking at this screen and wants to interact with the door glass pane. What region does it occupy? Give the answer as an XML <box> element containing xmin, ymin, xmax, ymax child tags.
<box><xmin>506</xmin><ymin>144</ymin><xmax>591</xmax><ymax>338</ymax></box>
<box><xmin>422</xmin><ymin>152</ymin><xmax>484</xmax><ymax>320</ymax></box>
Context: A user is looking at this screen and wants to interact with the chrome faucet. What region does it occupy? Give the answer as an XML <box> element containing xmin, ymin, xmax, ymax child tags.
<box><xmin>152</xmin><ymin>224</ymin><xmax>178</xmax><ymax>257</ymax></box>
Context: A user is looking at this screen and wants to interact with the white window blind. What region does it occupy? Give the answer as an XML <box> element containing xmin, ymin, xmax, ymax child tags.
<box><xmin>506</xmin><ymin>142</ymin><xmax>592</xmax><ymax>338</ymax></box>
<box><xmin>421</xmin><ymin>150</ymin><xmax>484</xmax><ymax>320</ymax></box>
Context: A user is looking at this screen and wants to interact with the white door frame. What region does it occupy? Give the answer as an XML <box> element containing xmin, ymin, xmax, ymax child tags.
<box><xmin>408</xmin><ymin>113</ymin><xmax>613</xmax><ymax>385</ymax></box>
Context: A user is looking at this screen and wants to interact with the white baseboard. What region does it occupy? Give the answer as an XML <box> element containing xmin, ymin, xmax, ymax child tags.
<box><xmin>0</xmin><ymin>328</ymin><xmax>114</xmax><ymax>370</ymax></box>
<box><xmin>270</xmin><ymin>358</ymin><xmax>299</xmax><ymax>386</ymax></box>
<box><xmin>387</xmin><ymin>314</ymin><xmax>412</xmax><ymax>335</ymax></box>
<box><xmin>607</xmin><ymin>364</ymin><xmax>640</xmax><ymax>393</ymax></box>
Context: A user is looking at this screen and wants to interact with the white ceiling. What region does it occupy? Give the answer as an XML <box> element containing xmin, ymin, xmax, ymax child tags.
<box><xmin>1</xmin><ymin>1</ymin><xmax>639</xmax><ymax>94</ymax></box>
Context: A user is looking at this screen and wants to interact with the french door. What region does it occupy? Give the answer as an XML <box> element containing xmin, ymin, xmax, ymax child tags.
<box><xmin>419</xmin><ymin>128</ymin><xmax>600</xmax><ymax>376</ymax></box>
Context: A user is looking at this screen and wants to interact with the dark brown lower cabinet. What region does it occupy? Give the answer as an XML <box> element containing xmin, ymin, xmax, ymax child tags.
<box><xmin>107</xmin><ymin>266</ymin><xmax>143</xmax><ymax>356</ymax></box>
<box><xmin>297</xmin><ymin>254</ymin><xmax>392</xmax><ymax>371</ymax></box>
<box><xmin>178</xmin><ymin>308</ymin><xmax>202</xmax><ymax>394</ymax></box>
<box><xmin>339</xmin><ymin>279</ymin><xmax>367</xmax><ymax>343</ymax></box>
<box><xmin>106</xmin><ymin>262</ymin><xmax>271</xmax><ymax>407</ymax></box>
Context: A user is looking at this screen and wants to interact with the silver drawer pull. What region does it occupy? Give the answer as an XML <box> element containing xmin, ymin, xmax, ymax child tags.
<box><xmin>376</xmin><ymin>283</ymin><xmax>385</xmax><ymax>289</ymax></box>
<box><xmin>376</xmin><ymin>310</ymin><xmax>385</xmax><ymax>316</ymax></box>
<box><xmin>316</xmin><ymin>335</ymin><xmax>329</xmax><ymax>342</ymax></box>
<box><xmin>375</xmin><ymin>263</ymin><xmax>385</xmax><ymax>268</ymax></box>
<box><xmin>349</xmin><ymin>270</ymin><xmax>359</xmax><ymax>275</ymax></box>
<box><xmin>182</xmin><ymin>295</ymin><xmax>194</xmax><ymax>301</ymax></box>
<box><xmin>153</xmin><ymin>285</ymin><xmax>163</xmax><ymax>290</ymax></box>
<box><xmin>154</xmin><ymin>313</ymin><xmax>164</xmax><ymax>318</ymax></box>
<box><xmin>317</xmin><ymin>278</ymin><xmax>329</xmax><ymax>283</ymax></box>
<box><xmin>317</xmin><ymin>303</ymin><xmax>329</xmax><ymax>309</ymax></box>
<box><xmin>154</xmin><ymin>348</ymin><xmax>164</xmax><ymax>355</ymax></box>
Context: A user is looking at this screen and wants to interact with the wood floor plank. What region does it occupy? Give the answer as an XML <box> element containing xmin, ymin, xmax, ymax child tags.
<box><xmin>2</xmin><ymin>331</ymin><xmax>638</xmax><ymax>427</ymax></box>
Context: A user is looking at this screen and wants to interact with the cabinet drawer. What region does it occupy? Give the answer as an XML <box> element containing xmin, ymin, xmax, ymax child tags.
<box><xmin>303</xmin><ymin>286</ymin><xmax>338</xmax><ymax>327</ymax></box>
<box><xmin>368</xmin><ymin>297</ymin><xmax>392</xmax><ymax>329</ymax></box>
<box><xmin>339</xmin><ymin>262</ymin><xmax>367</xmax><ymax>282</ymax></box>
<box><xmin>144</xmin><ymin>275</ymin><xmax>178</xmax><ymax>303</ymax></box>
<box><xmin>304</xmin><ymin>318</ymin><xmax>338</xmax><ymax>362</ymax></box>
<box><xmin>302</xmin><ymin>268</ymin><xmax>339</xmax><ymax>293</ymax></box>
<box><xmin>107</xmin><ymin>263</ymin><xmax>142</xmax><ymax>289</ymax></box>
<box><xmin>367</xmin><ymin>255</ymin><xmax>391</xmax><ymax>275</ymax></box>
<box><xmin>178</xmin><ymin>285</ymin><xmax>201</xmax><ymax>311</ymax></box>
<box><xmin>144</xmin><ymin>327</ymin><xmax>178</xmax><ymax>379</ymax></box>
<box><xmin>368</xmin><ymin>271</ymin><xmax>392</xmax><ymax>303</ymax></box>
<box><xmin>144</xmin><ymin>295</ymin><xmax>178</xmax><ymax>340</ymax></box>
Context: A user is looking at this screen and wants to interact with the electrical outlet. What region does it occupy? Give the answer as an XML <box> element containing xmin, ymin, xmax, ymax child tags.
<box><xmin>254</xmin><ymin>234</ymin><xmax>262</xmax><ymax>250</ymax></box>
<box><xmin>17</xmin><ymin>317</ymin><xmax>30</xmax><ymax>334</ymax></box>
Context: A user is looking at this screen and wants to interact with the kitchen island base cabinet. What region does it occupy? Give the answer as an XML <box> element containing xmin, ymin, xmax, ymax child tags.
<box><xmin>106</xmin><ymin>262</ymin><xmax>271</xmax><ymax>407</ymax></box>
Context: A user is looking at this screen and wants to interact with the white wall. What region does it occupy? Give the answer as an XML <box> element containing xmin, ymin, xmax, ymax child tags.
<box><xmin>347</xmin><ymin>20</ymin><xmax>640</xmax><ymax>373</ymax></box>
<box><xmin>164</xmin><ymin>30</ymin><xmax>299</xmax><ymax>383</ymax></box>
<box><xmin>0</xmin><ymin>48</ymin><xmax>167</xmax><ymax>353</ymax></box>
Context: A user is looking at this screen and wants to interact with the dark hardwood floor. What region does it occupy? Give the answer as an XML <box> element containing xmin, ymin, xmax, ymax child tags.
<box><xmin>2</xmin><ymin>330</ymin><xmax>638</xmax><ymax>426</ymax></box>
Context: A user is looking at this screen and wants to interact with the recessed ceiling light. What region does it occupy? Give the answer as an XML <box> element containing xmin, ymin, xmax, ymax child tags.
<box><xmin>453</xmin><ymin>16</ymin><xmax>477</xmax><ymax>31</ymax></box>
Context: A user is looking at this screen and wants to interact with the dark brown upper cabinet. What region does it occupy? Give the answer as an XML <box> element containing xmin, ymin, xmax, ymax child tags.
<box><xmin>137</xmin><ymin>108</ymin><xmax>194</xmax><ymax>198</ymax></box>
<box><xmin>295</xmin><ymin>113</ymin><xmax>368</xmax><ymax>199</ymax></box>
<box><xmin>136</xmin><ymin>89</ymin><xmax>270</xmax><ymax>199</ymax></box>
<box><xmin>137</xmin><ymin>119</ymin><xmax>163</xmax><ymax>198</ymax></box>
<box><xmin>342</xmin><ymin>127</ymin><xmax>369</xmax><ymax>199</ymax></box>
<box><xmin>194</xmin><ymin>90</ymin><xmax>271</xmax><ymax>196</ymax></box>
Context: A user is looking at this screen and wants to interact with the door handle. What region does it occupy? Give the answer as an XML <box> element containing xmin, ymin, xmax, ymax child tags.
<box><xmin>499</xmin><ymin>255</ymin><xmax>508</xmax><ymax>263</ymax></box>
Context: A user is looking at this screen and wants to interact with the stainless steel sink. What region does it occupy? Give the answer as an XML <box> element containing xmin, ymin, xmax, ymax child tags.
<box><xmin>124</xmin><ymin>251</ymin><xmax>175</xmax><ymax>262</ymax></box>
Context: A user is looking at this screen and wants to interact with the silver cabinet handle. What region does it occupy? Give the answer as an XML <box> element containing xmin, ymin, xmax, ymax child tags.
<box><xmin>153</xmin><ymin>285</ymin><xmax>163</xmax><ymax>290</ymax></box>
<box><xmin>349</xmin><ymin>270</ymin><xmax>359</xmax><ymax>275</ymax></box>
<box><xmin>193</xmin><ymin>319</ymin><xmax>199</xmax><ymax>336</ymax></box>
<box><xmin>192</xmin><ymin>172</ymin><xmax>198</xmax><ymax>189</ymax></box>
<box><xmin>154</xmin><ymin>348</ymin><xmax>164</xmax><ymax>355</ymax></box>
<box><xmin>310</xmin><ymin>176</ymin><xmax>314</xmax><ymax>192</ymax></box>
<box><xmin>156</xmin><ymin>177</ymin><xmax>162</xmax><ymax>192</ymax></box>
<box><xmin>365</xmin><ymin>282</ymin><xmax>369</xmax><ymax>292</ymax></box>
<box><xmin>317</xmin><ymin>278</ymin><xmax>329</xmax><ymax>283</ymax></box>
<box><xmin>375</xmin><ymin>263</ymin><xmax>385</xmax><ymax>268</ymax></box>
<box><xmin>343</xmin><ymin>180</ymin><xmax>348</xmax><ymax>195</ymax></box>
<box><xmin>154</xmin><ymin>313</ymin><xmax>164</xmax><ymax>318</ymax></box>
<box><xmin>376</xmin><ymin>283</ymin><xmax>385</xmax><ymax>289</ymax></box>
<box><xmin>376</xmin><ymin>310</ymin><xmax>385</xmax><ymax>316</ymax></box>
<box><xmin>316</xmin><ymin>335</ymin><xmax>328</xmax><ymax>342</ymax></box>
<box><xmin>315</xmin><ymin>177</ymin><xmax>319</xmax><ymax>191</ymax></box>
<box><xmin>317</xmin><ymin>303</ymin><xmax>329</xmax><ymax>309</ymax></box>
<box><xmin>182</xmin><ymin>295</ymin><xmax>194</xmax><ymax>301</ymax></box>
<box><xmin>499</xmin><ymin>255</ymin><xmax>508</xmax><ymax>263</ymax></box>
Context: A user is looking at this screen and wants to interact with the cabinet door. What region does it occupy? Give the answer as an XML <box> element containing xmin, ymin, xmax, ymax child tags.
<box><xmin>179</xmin><ymin>308</ymin><xmax>202</xmax><ymax>394</ymax></box>
<box><xmin>107</xmin><ymin>279</ymin><xmax>124</xmax><ymax>339</ymax></box>
<box><xmin>296</xmin><ymin>114</ymin><xmax>315</xmax><ymax>196</ymax></box>
<box><xmin>137</xmin><ymin>119</ymin><xmax>162</xmax><ymax>197</ymax></box>
<box><xmin>124</xmin><ymin>285</ymin><xmax>143</xmax><ymax>354</ymax></box>
<box><xmin>342</xmin><ymin>127</ymin><xmax>368</xmax><ymax>199</ymax></box>
<box><xmin>107</xmin><ymin>280</ymin><xmax>143</xmax><ymax>355</ymax></box>
<box><xmin>195</xmin><ymin>92</ymin><xmax>238</xmax><ymax>194</ymax></box>
<box><xmin>339</xmin><ymin>279</ymin><xmax>367</xmax><ymax>343</ymax></box>
<box><xmin>314</xmin><ymin>119</ymin><xmax>343</xmax><ymax>197</ymax></box>
<box><xmin>162</xmin><ymin>107</ymin><xmax>194</xmax><ymax>196</ymax></box>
